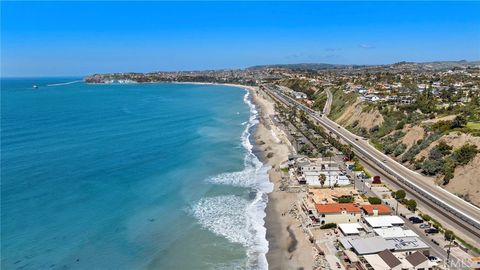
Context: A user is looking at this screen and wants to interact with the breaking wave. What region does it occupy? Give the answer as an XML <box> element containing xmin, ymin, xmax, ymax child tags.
<box><xmin>193</xmin><ymin>89</ymin><xmax>272</xmax><ymax>269</ymax></box>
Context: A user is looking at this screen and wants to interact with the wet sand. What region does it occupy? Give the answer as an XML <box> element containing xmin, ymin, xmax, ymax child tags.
<box><xmin>250</xmin><ymin>87</ymin><xmax>314</xmax><ymax>270</ymax></box>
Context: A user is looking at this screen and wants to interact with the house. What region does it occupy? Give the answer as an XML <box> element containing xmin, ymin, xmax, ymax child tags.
<box><xmin>315</xmin><ymin>203</ymin><xmax>362</xmax><ymax>224</ymax></box>
<box><xmin>386</xmin><ymin>237</ymin><xmax>430</xmax><ymax>254</ymax></box>
<box><xmin>362</xmin><ymin>204</ymin><xmax>392</xmax><ymax>216</ymax></box>
<box><xmin>341</xmin><ymin>236</ymin><xmax>395</xmax><ymax>255</ymax></box>
<box><xmin>363</xmin><ymin>249</ymin><xmax>402</xmax><ymax>270</ymax></box>
<box><xmin>373</xmin><ymin>227</ymin><xmax>418</xmax><ymax>239</ymax></box>
<box><xmin>405</xmin><ymin>251</ymin><xmax>431</xmax><ymax>269</ymax></box>
<box><xmin>299</xmin><ymin>159</ymin><xmax>350</xmax><ymax>187</ymax></box>
<box><xmin>338</xmin><ymin>223</ymin><xmax>363</xmax><ymax>236</ymax></box>
<box><xmin>364</xmin><ymin>215</ymin><xmax>405</xmax><ymax>228</ymax></box>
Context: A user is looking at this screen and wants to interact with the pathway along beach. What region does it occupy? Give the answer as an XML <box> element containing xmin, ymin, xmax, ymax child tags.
<box><xmin>250</xmin><ymin>86</ymin><xmax>315</xmax><ymax>270</ymax></box>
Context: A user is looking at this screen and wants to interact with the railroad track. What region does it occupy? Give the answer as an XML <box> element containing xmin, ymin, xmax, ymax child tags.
<box><xmin>261</xmin><ymin>85</ymin><xmax>480</xmax><ymax>241</ymax></box>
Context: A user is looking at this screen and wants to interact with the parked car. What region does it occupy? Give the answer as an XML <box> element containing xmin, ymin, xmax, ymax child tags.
<box><xmin>420</xmin><ymin>223</ymin><xmax>431</xmax><ymax>229</ymax></box>
<box><xmin>425</xmin><ymin>228</ymin><xmax>439</xmax><ymax>234</ymax></box>
<box><xmin>410</xmin><ymin>217</ymin><xmax>423</xmax><ymax>224</ymax></box>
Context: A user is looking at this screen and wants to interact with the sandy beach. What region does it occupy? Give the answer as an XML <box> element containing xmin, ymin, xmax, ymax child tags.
<box><xmin>249</xmin><ymin>86</ymin><xmax>315</xmax><ymax>270</ymax></box>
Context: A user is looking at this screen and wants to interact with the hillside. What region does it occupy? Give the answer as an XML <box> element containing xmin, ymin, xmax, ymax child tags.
<box><xmin>331</xmin><ymin>97</ymin><xmax>480</xmax><ymax>206</ymax></box>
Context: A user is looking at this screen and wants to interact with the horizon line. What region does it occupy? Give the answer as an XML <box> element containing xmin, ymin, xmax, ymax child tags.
<box><xmin>2</xmin><ymin>59</ymin><xmax>480</xmax><ymax>78</ymax></box>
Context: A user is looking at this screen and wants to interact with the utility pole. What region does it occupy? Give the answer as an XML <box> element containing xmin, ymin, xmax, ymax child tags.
<box><xmin>395</xmin><ymin>199</ymin><xmax>399</xmax><ymax>216</ymax></box>
<box><xmin>446</xmin><ymin>237</ymin><xmax>454</xmax><ymax>269</ymax></box>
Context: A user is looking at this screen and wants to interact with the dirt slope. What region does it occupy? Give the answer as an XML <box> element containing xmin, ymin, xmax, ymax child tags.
<box><xmin>336</xmin><ymin>101</ymin><xmax>384</xmax><ymax>130</ymax></box>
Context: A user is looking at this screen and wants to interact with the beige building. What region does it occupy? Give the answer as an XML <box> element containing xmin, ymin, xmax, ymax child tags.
<box><xmin>315</xmin><ymin>203</ymin><xmax>362</xmax><ymax>224</ymax></box>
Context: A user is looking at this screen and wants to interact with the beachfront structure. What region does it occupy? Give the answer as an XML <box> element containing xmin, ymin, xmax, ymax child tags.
<box><xmin>363</xmin><ymin>249</ymin><xmax>403</xmax><ymax>270</ymax></box>
<box><xmin>315</xmin><ymin>203</ymin><xmax>362</xmax><ymax>224</ymax></box>
<box><xmin>373</xmin><ymin>227</ymin><xmax>418</xmax><ymax>239</ymax></box>
<box><xmin>362</xmin><ymin>204</ymin><xmax>392</xmax><ymax>216</ymax></box>
<box><xmin>404</xmin><ymin>251</ymin><xmax>433</xmax><ymax>269</ymax></box>
<box><xmin>338</xmin><ymin>223</ymin><xmax>363</xmax><ymax>236</ymax></box>
<box><xmin>298</xmin><ymin>158</ymin><xmax>350</xmax><ymax>187</ymax></box>
<box><xmin>364</xmin><ymin>215</ymin><xmax>405</xmax><ymax>228</ymax></box>
<box><xmin>340</xmin><ymin>235</ymin><xmax>430</xmax><ymax>256</ymax></box>
<box><xmin>386</xmin><ymin>237</ymin><xmax>430</xmax><ymax>254</ymax></box>
<box><xmin>362</xmin><ymin>250</ymin><xmax>436</xmax><ymax>270</ymax></box>
<box><xmin>341</xmin><ymin>236</ymin><xmax>395</xmax><ymax>255</ymax></box>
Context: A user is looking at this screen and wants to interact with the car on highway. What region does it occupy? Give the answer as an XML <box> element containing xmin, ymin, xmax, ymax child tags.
<box><xmin>425</xmin><ymin>228</ymin><xmax>439</xmax><ymax>234</ymax></box>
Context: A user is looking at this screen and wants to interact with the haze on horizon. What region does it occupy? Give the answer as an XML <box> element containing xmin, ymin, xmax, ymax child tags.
<box><xmin>1</xmin><ymin>1</ymin><xmax>479</xmax><ymax>77</ymax></box>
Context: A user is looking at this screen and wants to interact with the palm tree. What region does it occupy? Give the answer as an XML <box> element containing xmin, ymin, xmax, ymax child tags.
<box><xmin>319</xmin><ymin>174</ymin><xmax>326</xmax><ymax>188</ymax></box>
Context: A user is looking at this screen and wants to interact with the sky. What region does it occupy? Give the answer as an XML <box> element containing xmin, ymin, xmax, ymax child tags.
<box><xmin>1</xmin><ymin>1</ymin><xmax>480</xmax><ymax>77</ymax></box>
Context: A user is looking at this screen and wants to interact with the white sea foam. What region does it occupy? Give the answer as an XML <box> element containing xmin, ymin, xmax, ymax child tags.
<box><xmin>194</xmin><ymin>89</ymin><xmax>272</xmax><ymax>269</ymax></box>
<box><xmin>47</xmin><ymin>80</ymin><xmax>83</xmax><ymax>87</ymax></box>
<box><xmin>192</xmin><ymin>193</ymin><xmax>269</xmax><ymax>269</ymax></box>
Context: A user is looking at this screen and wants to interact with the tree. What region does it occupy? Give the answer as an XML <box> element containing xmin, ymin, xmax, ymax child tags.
<box><xmin>368</xmin><ymin>197</ymin><xmax>382</xmax><ymax>205</ymax></box>
<box><xmin>451</xmin><ymin>115</ymin><xmax>467</xmax><ymax>129</ymax></box>
<box><xmin>406</xmin><ymin>199</ymin><xmax>417</xmax><ymax>212</ymax></box>
<box><xmin>319</xmin><ymin>174</ymin><xmax>326</xmax><ymax>188</ymax></box>
<box><xmin>421</xmin><ymin>159</ymin><xmax>443</xmax><ymax>175</ymax></box>
<box><xmin>444</xmin><ymin>230</ymin><xmax>455</xmax><ymax>241</ymax></box>
<box><xmin>452</xmin><ymin>144</ymin><xmax>478</xmax><ymax>165</ymax></box>
<box><xmin>395</xmin><ymin>190</ymin><xmax>406</xmax><ymax>200</ymax></box>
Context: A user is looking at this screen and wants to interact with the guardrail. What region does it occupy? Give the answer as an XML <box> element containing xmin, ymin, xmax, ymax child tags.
<box><xmin>266</xmin><ymin>87</ymin><xmax>480</xmax><ymax>232</ymax></box>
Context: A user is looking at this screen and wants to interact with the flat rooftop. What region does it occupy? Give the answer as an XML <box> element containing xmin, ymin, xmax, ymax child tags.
<box><xmin>364</xmin><ymin>215</ymin><xmax>404</xmax><ymax>228</ymax></box>
<box><xmin>386</xmin><ymin>237</ymin><xmax>430</xmax><ymax>251</ymax></box>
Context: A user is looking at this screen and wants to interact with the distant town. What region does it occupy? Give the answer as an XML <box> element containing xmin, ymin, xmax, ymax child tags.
<box><xmin>85</xmin><ymin>60</ymin><xmax>480</xmax><ymax>269</ymax></box>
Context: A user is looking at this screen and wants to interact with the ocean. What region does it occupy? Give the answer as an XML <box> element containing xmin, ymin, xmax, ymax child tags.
<box><xmin>1</xmin><ymin>78</ymin><xmax>272</xmax><ymax>270</ymax></box>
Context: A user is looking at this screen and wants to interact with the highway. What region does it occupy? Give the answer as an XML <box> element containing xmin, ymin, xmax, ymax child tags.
<box><xmin>322</xmin><ymin>87</ymin><xmax>333</xmax><ymax>116</ymax></box>
<box><xmin>263</xmin><ymin>85</ymin><xmax>480</xmax><ymax>243</ymax></box>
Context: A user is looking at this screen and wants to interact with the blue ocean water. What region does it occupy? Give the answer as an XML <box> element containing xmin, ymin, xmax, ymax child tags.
<box><xmin>1</xmin><ymin>79</ymin><xmax>271</xmax><ymax>270</ymax></box>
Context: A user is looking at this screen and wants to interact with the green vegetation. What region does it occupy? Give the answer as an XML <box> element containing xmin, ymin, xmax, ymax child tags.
<box><xmin>416</xmin><ymin>142</ymin><xmax>478</xmax><ymax>184</ymax></box>
<box><xmin>367</xmin><ymin>197</ymin><xmax>382</xmax><ymax>204</ymax></box>
<box><xmin>419</xmin><ymin>213</ymin><xmax>480</xmax><ymax>255</ymax></box>
<box><xmin>320</xmin><ymin>223</ymin><xmax>337</xmax><ymax>229</ymax></box>
<box><xmin>419</xmin><ymin>214</ymin><xmax>431</xmax><ymax>222</ymax></box>
<box><xmin>279</xmin><ymin>78</ymin><xmax>315</xmax><ymax>98</ymax></box>
<box><xmin>352</xmin><ymin>161</ymin><xmax>364</xmax><ymax>171</ymax></box>
<box><xmin>280</xmin><ymin>167</ymin><xmax>289</xmax><ymax>173</ymax></box>
<box><xmin>405</xmin><ymin>199</ymin><xmax>417</xmax><ymax>211</ymax></box>
<box><xmin>466</xmin><ymin>122</ymin><xmax>480</xmax><ymax>130</ymax></box>
<box><xmin>402</xmin><ymin>133</ymin><xmax>441</xmax><ymax>163</ymax></box>
<box><xmin>394</xmin><ymin>189</ymin><xmax>406</xmax><ymax>200</ymax></box>
<box><xmin>312</xmin><ymin>90</ymin><xmax>327</xmax><ymax>111</ymax></box>
<box><xmin>337</xmin><ymin>196</ymin><xmax>354</xmax><ymax>203</ymax></box>
<box><xmin>444</xmin><ymin>230</ymin><xmax>455</xmax><ymax>241</ymax></box>
<box><xmin>451</xmin><ymin>144</ymin><xmax>478</xmax><ymax>165</ymax></box>
<box><xmin>330</xmin><ymin>87</ymin><xmax>358</xmax><ymax>120</ymax></box>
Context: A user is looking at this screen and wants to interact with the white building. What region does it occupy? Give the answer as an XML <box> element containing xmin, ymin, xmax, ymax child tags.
<box><xmin>364</xmin><ymin>216</ymin><xmax>405</xmax><ymax>228</ymax></box>
<box><xmin>300</xmin><ymin>159</ymin><xmax>350</xmax><ymax>187</ymax></box>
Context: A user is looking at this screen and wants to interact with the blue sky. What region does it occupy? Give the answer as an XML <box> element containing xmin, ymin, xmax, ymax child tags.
<box><xmin>1</xmin><ymin>1</ymin><xmax>479</xmax><ymax>76</ymax></box>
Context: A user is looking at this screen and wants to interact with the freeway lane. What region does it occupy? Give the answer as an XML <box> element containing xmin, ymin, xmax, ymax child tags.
<box><xmin>264</xmin><ymin>86</ymin><xmax>480</xmax><ymax>242</ymax></box>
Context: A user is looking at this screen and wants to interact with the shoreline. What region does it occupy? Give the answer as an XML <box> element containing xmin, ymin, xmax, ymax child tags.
<box><xmin>84</xmin><ymin>80</ymin><xmax>316</xmax><ymax>269</ymax></box>
<box><xmin>249</xmin><ymin>86</ymin><xmax>315</xmax><ymax>270</ymax></box>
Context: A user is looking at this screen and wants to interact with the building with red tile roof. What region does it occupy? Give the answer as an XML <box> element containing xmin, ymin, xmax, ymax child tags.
<box><xmin>362</xmin><ymin>204</ymin><xmax>392</xmax><ymax>216</ymax></box>
<box><xmin>315</xmin><ymin>203</ymin><xmax>362</xmax><ymax>225</ymax></box>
